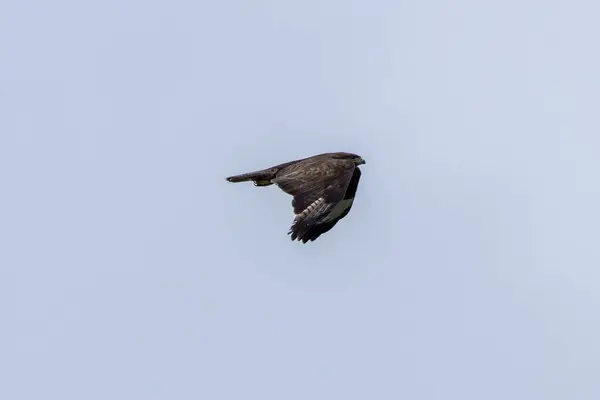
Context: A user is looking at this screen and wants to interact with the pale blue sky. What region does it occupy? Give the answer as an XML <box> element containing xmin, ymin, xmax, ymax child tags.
<box><xmin>2</xmin><ymin>1</ymin><xmax>599</xmax><ymax>399</ymax></box>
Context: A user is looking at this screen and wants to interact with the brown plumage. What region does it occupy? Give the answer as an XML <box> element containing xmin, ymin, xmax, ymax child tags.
<box><xmin>225</xmin><ymin>152</ymin><xmax>366</xmax><ymax>243</ymax></box>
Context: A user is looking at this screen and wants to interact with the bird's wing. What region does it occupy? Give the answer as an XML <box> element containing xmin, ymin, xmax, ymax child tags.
<box><xmin>274</xmin><ymin>159</ymin><xmax>352</xmax><ymax>213</ymax></box>
<box><xmin>274</xmin><ymin>160</ymin><xmax>356</xmax><ymax>241</ymax></box>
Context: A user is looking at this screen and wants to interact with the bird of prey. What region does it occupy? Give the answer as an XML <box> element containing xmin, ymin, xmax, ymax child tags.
<box><xmin>225</xmin><ymin>152</ymin><xmax>366</xmax><ymax>243</ymax></box>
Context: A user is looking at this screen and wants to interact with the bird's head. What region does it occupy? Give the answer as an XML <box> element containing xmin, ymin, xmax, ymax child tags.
<box><xmin>332</xmin><ymin>152</ymin><xmax>366</xmax><ymax>166</ymax></box>
<box><xmin>354</xmin><ymin>156</ymin><xmax>366</xmax><ymax>166</ymax></box>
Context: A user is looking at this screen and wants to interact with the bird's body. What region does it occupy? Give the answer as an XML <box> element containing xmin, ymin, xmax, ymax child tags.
<box><xmin>226</xmin><ymin>152</ymin><xmax>365</xmax><ymax>243</ymax></box>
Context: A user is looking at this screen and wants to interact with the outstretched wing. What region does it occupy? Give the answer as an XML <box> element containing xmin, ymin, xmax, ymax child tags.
<box><xmin>273</xmin><ymin>160</ymin><xmax>356</xmax><ymax>242</ymax></box>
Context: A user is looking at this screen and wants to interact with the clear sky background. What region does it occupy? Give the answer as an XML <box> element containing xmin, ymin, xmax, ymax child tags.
<box><xmin>2</xmin><ymin>1</ymin><xmax>599</xmax><ymax>399</ymax></box>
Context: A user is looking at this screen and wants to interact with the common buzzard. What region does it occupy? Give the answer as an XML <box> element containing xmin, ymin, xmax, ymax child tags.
<box><xmin>225</xmin><ymin>152</ymin><xmax>365</xmax><ymax>243</ymax></box>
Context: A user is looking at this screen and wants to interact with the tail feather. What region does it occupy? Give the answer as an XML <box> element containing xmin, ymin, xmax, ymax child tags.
<box><xmin>225</xmin><ymin>168</ymin><xmax>276</xmax><ymax>186</ymax></box>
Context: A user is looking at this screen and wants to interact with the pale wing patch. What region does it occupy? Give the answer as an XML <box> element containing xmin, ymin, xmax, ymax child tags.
<box><xmin>295</xmin><ymin>197</ymin><xmax>325</xmax><ymax>220</ymax></box>
<box><xmin>322</xmin><ymin>199</ymin><xmax>353</xmax><ymax>222</ymax></box>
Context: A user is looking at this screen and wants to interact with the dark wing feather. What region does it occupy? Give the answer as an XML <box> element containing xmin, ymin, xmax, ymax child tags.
<box><xmin>287</xmin><ymin>200</ymin><xmax>337</xmax><ymax>242</ymax></box>
<box><xmin>290</xmin><ymin>167</ymin><xmax>361</xmax><ymax>242</ymax></box>
<box><xmin>273</xmin><ymin>160</ymin><xmax>356</xmax><ymax>242</ymax></box>
<box><xmin>298</xmin><ymin>219</ymin><xmax>339</xmax><ymax>242</ymax></box>
<box><xmin>274</xmin><ymin>163</ymin><xmax>327</xmax><ymax>212</ymax></box>
<box><xmin>274</xmin><ymin>157</ymin><xmax>352</xmax><ymax>211</ymax></box>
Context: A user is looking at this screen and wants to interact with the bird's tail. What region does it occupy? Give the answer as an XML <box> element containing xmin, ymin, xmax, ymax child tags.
<box><xmin>225</xmin><ymin>168</ymin><xmax>276</xmax><ymax>186</ymax></box>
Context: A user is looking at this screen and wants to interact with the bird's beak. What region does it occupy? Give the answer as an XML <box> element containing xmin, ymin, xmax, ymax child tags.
<box><xmin>357</xmin><ymin>158</ymin><xmax>366</xmax><ymax>165</ymax></box>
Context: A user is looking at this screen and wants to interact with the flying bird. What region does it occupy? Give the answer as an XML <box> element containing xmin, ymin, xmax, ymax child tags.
<box><xmin>225</xmin><ymin>152</ymin><xmax>366</xmax><ymax>243</ymax></box>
